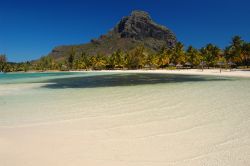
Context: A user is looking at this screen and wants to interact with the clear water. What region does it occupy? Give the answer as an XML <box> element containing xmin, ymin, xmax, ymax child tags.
<box><xmin>0</xmin><ymin>72</ymin><xmax>250</xmax><ymax>126</ymax></box>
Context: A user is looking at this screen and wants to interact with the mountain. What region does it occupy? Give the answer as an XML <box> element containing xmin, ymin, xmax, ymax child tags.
<box><xmin>48</xmin><ymin>10</ymin><xmax>177</xmax><ymax>61</ymax></box>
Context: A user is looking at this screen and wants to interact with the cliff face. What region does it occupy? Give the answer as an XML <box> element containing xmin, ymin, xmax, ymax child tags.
<box><xmin>113</xmin><ymin>11</ymin><xmax>176</xmax><ymax>46</ymax></box>
<box><xmin>48</xmin><ymin>10</ymin><xmax>177</xmax><ymax>60</ymax></box>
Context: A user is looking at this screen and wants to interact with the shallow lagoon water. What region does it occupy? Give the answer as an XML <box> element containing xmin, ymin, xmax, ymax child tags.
<box><xmin>0</xmin><ymin>72</ymin><xmax>250</xmax><ymax>126</ymax></box>
<box><xmin>0</xmin><ymin>72</ymin><xmax>250</xmax><ymax>165</ymax></box>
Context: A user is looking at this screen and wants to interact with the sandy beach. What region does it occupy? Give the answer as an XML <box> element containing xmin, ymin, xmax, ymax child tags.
<box><xmin>72</xmin><ymin>69</ymin><xmax>250</xmax><ymax>78</ymax></box>
<box><xmin>2</xmin><ymin>0</ymin><xmax>250</xmax><ymax>165</ymax></box>
<box><xmin>0</xmin><ymin>71</ymin><xmax>250</xmax><ymax>166</ymax></box>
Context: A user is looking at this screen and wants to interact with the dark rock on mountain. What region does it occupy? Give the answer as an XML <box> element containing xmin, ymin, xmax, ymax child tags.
<box><xmin>48</xmin><ymin>10</ymin><xmax>177</xmax><ymax>61</ymax></box>
<box><xmin>113</xmin><ymin>11</ymin><xmax>176</xmax><ymax>46</ymax></box>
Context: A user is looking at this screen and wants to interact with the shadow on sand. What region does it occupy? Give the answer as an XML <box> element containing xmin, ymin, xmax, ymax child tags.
<box><xmin>41</xmin><ymin>73</ymin><xmax>231</xmax><ymax>89</ymax></box>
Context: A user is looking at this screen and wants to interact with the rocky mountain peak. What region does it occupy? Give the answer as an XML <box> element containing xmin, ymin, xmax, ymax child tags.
<box><xmin>130</xmin><ymin>10</ymin><xmax>152</xmax><ymax>21</ymax></box>
<box><xmin>49</xmin><ymin>10</ymin><xmax>177</xmax><ymax>60</ymax></box>
<box><xmin>113</xmin><ymin>10</ymin><xmax>177</xmax><ymax>47</ymax></box>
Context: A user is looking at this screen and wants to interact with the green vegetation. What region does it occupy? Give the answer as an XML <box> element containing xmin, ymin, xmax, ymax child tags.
<box><xmin>1</xmin><ymin>36</ymin><xmax>250</xmax><ymax>72</ymax></box>
<box><xmin>0</xmin><ymin>54</ymin><xmax>7</xmax><ymax>72</ymax></box>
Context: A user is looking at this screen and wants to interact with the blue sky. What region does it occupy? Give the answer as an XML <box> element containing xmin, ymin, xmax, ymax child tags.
<box><xmin>0</xmin><ymin>0</ymin><xmax>250</xmax><ymax>62</ymax></box>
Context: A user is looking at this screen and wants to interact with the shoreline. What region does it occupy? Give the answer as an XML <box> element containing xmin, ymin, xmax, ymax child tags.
<box><xmin>1</xmin><ymin>69</ymin><xmax>250</xmax><ymax>166</ymax></box>
<box><xmin>2</xmin><ymin>69</ymin><xmax>250</xmax><ymax>78</ymax></box>
<box><xmin>70</xmin><ymin>69</ymin><xmax>250</xmax><ymax>78</ymax></box>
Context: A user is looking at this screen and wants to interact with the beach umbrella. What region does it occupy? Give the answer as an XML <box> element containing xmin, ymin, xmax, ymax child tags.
<box><xmin>185</xmin><ymin>62</ymin><xmax>192</xmax><ymax>66</ymax></box>
<box><xmin>217</xmin><ymin>62</ymin><xmax>225</xmax><ymax>66</ymax></box>
<box><xmin>200</xmin><ymin>61</ymin><xmax>206</xmax><ymax>66</ymax></box>
<box><xmin>185</xmin><ymin>62</ymin><xmax>192</xmax><ymax>69</ymax></box>
<box><xmin>176</xmin><ymin>64</ymin><xmax>183</xmax><ymax>69</ymax></box>
<box><xmin>169</xmin><ymin>63</ymin><xmax>175</xmax><ymax>67</ymax></box>
<box><xmin>200</xmin><ymin>61</ymin><xmax>206</xmax><ymax>71</ymax></box>
<box><xmin>176</xmin><ymin>64</ymin><xmax>183</xmax><ymax>67</ymax></box>
<box><xmin>228</xmin><ymin>62</ymin><xmax>236</xmax><ymax>66</ymax></box>
<box><xmin>217</xmin><ymin>62</ymin><xmax>225</xmax><ymax>73</ymax></box>
<box><xmin>144</xmin><ymin>64</ymin><xmax>151</xmax><ymax>70</ymax></box>
<box><xmin>228</xmin><ymin>61</ymin><xmax>236</xmax><ymax>71</ymax></box>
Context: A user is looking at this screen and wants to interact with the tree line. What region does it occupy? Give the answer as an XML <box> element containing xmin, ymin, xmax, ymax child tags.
<box><xmin>1</xmin><ymin>36</ymin><xmax>249</xmax><ymax>72</ymax></box>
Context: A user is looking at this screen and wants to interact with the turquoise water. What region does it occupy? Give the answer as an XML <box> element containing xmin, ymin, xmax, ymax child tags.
<box><xmin>0</xmin><ymin>72</ymin><xmax>250</xmax><ymax>126</ymax></box>
<box><xmin>0</xmin><ymin>72</ymin><xmax>108</xmax><ymax>84</ymax></box>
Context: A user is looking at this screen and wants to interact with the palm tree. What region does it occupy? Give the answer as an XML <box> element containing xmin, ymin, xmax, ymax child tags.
<box><xmin>229</xmin><ymin>36</ymin><xmax>244</xmax><ymax>64</ymax></box>
<box><xmin>0</xmin><ymin>54</ymin><xmax>7</xmax><ymax>72</ymax></box>
<box><xmin>110</xmin><ymin>49</ymin><xmax>125</xmax><ymax>69</ymax></box>
<box><xmin>224</xmin><ymin>46</ymin><xmax>233</xmax><ymax>62</ymax></box>
<box><xmin>224</xmin><ymin>36</ymin><xmax>250</xmax><ymax>67</ymax></box>
<box><xmin>91</xmin><ymin>54</ymin><xmax>107</xmax><ymax>70</ymax></box>
<box><xmin>73</xmin><ymin>52</ymin><xmax>90</xmax><ymax>70</ymax></box>
<box><xmin>172</xmin><ymin>42</ymin><xmax>185</xmax><ymax>64</ymax></box>
<box><xmin>157</xmin><ymin>47</ymin><xmax>171</xmax><ymax>68</ymax></box>
<box><xmin>200</xmin><ymin>44</ymin><xmax>221</xmax><ymax>68</ymax></box>
<box><xmin>67</xmin><ymin>47</ymin><xmax>76</xmax><ymax>70</ymax></box>
<box><xmin>216</xmin><ymin>57</ymin><xmax>226</xmax><ymax>73</ymax></box>
<box><xmin>38</xmin><ymin>56</ymin><xmax>54</xmax><ymax>71</ymax></box>
<box><xmin>125</xmin><ymin>46</ymin><xmax>146</xmax><ymax>69</ymax></box>
<box><xmin>232</xmin><ymin>36</ymin><xmax>243</xmax><ymax>49</ymax></box>
<box><xmin>241</xmin><ymin>42</ymin><xmax>250</xmax><ymax>68</ymax></box>
<box><xmin>186</xmin><ymin>46</ymin><xmax>202</xmax><ymax>67</ymax></box>
<box><xmin>81</xmin><ymin>52</ymin><xmax>91</xmax><ymax>70</ymax></box>
<box><xmin>146</xmin><ymin>53</ymin><xmax>158</xmax><ymax>69</ymax></box>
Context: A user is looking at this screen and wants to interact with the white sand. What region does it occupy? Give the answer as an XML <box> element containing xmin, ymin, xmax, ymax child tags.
<box><xmin>0</xmin><ymin>71</ymin><xmax>250</xmax><ymax>166</ymax></box>
<box><xmin>1</xmin><ymin>107</ymin><xmax>250</xmax><ymax>166</ymax></box>
<box><xmin>73</xmin><ymin>69</ymin><xmax>250</xmax><ymax>78</ymax></box>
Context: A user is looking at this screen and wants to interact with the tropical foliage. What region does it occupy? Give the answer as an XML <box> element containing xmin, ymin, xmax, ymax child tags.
<box><xmin>0</xmin><ymin>54</ymin><xmax>7</xmax><ymax>72</ymax></box>
<box><xmin>1</xmin><ymin>36</ymin><xmax>250</xmax><ymax>72</ymax></box>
